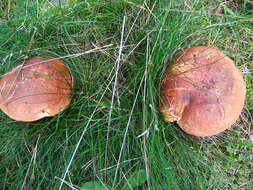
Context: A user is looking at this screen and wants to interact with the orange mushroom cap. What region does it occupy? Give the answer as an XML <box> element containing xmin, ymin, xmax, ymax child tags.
<box><xmin>159</xmin><ymin>46</ymin><xmax>246</xmax><ymax>136</ymax></box>
<box><xmin>0</xmin><ymin>56</ymin><xmax>72</xmax><ymax>121</ymax></box>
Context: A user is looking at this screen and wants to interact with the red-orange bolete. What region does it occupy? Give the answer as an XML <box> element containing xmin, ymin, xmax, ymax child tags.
<box><xmin>159</xmin><ymin>46</ymin><xmax>246</xmax><ymax>136</ymax></box>
<box><xmin>0</xmin><ymin>56</ymin><xmax>72</xmax><ymax>121</ymax></box>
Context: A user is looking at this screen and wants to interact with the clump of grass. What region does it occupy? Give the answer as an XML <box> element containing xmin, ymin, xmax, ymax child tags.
<box><xmin>0</xmin><ymin>0</ymin><xmax>252</xmax><ymax>189</ymax></box>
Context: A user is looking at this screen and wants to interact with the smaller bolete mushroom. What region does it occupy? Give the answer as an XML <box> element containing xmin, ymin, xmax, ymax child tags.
<box><xmin>159</xmin><ymin>46</ymin><xmax>246</xmax><ymax>136</ymax></box>
<box><xmin>0</xmin><ymin>56</ymin><xmax>72</xmax><ymax>121</ymax></box>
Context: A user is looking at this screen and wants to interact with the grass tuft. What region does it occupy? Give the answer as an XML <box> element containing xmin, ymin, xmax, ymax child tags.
<box><xmin>0</xmin><ymin>0</ymin><xmax>252</xmax><ymax>189</ymax></box>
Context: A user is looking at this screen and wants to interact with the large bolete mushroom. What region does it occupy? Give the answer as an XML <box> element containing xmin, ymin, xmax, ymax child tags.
<box><xmin>159</xmin><ymin>46</ymin><xmax>246</xmax><ymax>136</ymax></box>
<box><xmin>0</xmin><ymin>56</ymin><xmax>72</xmax><ymax>121</ymax></box>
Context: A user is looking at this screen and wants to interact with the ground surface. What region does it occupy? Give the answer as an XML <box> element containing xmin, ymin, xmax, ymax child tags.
<box><xmin>0</xmin><ymin>0</ymin><xmax>252</xmax><ymax>189</ymax></box>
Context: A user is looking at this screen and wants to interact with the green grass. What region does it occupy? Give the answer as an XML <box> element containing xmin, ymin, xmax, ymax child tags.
<box><xmin>0</xmin><ymin>0</ymin><xmax>252</xmax><ymax>189</ymax></box>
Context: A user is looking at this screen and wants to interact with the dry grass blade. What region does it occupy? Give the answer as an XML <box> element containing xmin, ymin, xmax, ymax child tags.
<box><xmin>20</xmin><ymin>134</ymin><xmax>40</xmax><ymax>190</ymax></box>
<box><xmin>104</xmin><ymin>16</ymin><xmax>126</xmax><ymax>179</ymax></box>
<box><xmin>142</xmin><ymin>35</ymin><xmax>151</xmax><ymax>189</ymax></box>
<box><xmin>58</xmin><ymin>68</ymin><xmax>118</xmax><ymax>190</ymax></box>
<box><xmin>112</xmin><ymin>72</ymin><xmax>145</xmax><ymax>187</ymax></box>
<box><xmin>7</xmin><ymin>0</ymin><xmax>12</xmax><ymax>19</ymax></box>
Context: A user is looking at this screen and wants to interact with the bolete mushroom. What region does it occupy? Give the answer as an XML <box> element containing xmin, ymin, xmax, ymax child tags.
<box><xmin>0</xmin><ymin>56</ymin><xmax>72</xmax><ymax>121</ymax></box>
<box><xmin>159</xmin><ymin>46</ymin><xmax>246</xmax><ymax>136</ymax></box>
